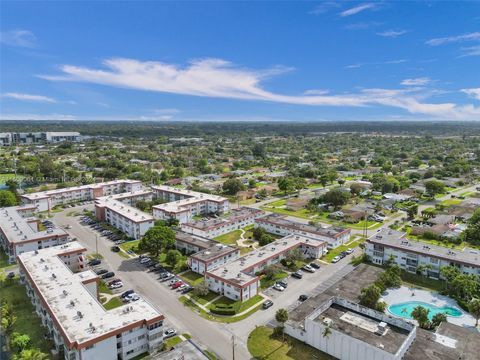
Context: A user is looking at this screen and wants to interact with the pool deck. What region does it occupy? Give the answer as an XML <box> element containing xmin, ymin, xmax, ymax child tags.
<box><xmin>382</xmin><ymin>286</ymin><xmax>477</xmax><ymax>329</ymax></box>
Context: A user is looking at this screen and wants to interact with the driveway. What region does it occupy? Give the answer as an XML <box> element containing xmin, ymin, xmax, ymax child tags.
<box><xmin>52</xmin><ymin>205</ymin><xmax>359</xmax><ymax>359</ymax></box>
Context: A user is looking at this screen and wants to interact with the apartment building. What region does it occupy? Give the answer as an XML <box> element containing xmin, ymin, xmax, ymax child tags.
<box><xmin>175</xmin><ymin>230</ymin><xmax>218</xmax><ymax>255</ymax></box>
<box><xmin>366</xmin><ymin>228</ymin><xmax>480</xmax><ymax>278</ymax></box>
<box><xmin>181</xmin><ymin>207</ymin><xmax>265</xmax><ymax>238</ymax></box>
<box><xmin>17</xmin><ymin>242</ymin><xmax>164</xmax><ymax>360</ymax></box>
<box><xmin>151</xmin><ymin>185</ymin><xmax>230</xmax><ymax>224</ymax></box>
<box><xmin>94</xmin><ymin>195</ymin><xmax>154</xmax><ymax>240</ymax></box>
<box><xmin>205</xmin><ymin>235</ymin><xmax>326</xmax><ymax>301</ymax></box>
<box><xmin>255</xmin><ymin>213</ymin><xmax>351</xmax><ymax>249</ymax></box>
<box><xmin>285</xmin><ymin>297</ymin><xmax>417</xmax><ymax>360</ymax></box>
<box><xmin>21</xmin><ymin>180</ymin><xmax>143</xmax><ymax>212</ymax></box>
<box><xmin>0</xmin><ymin>205</ymin><xmax>70</xmax><ymax>263</ymax></box>
<box><xmin>188</xmin><ymin>243</ymin><xmax>240</xmax><ymax>275</ymax></box>
<box><xmin>0</xmin><ymin>131</ymin><xmax>82</xmax><ymax>146</ymax></box>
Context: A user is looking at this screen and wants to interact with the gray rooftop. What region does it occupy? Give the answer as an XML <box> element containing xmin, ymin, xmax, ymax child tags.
<box><xmin>368</xmin><ymin>228</ymin><xmax>480</xmax><ymax>268</ymax></box>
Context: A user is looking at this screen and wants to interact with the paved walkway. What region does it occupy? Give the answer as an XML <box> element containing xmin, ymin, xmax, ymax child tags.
<box><xmin>184</xmin><ymin>293</ymin><xmax>268</xmax><ymax>318</ymax></box>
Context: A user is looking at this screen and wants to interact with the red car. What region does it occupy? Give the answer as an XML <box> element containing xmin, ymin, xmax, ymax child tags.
<box><xmin>171</xmin><ymin>281</ymin><xmax>184</xmax><ymax>289</ymax></box>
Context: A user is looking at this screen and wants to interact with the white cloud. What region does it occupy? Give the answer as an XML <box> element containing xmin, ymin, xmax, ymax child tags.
<box><xmin>2</xmin><ymin>92</ymin><xmax>56</xmax><ymax>103</ymax></box>
<box><xmin>377</xmin><ymin>30</ymin><xmax>407</xmax><ymax>38</ymax></box>
<box><xmin>462</xmin><ymin>88</ymin><xmax>480</xmax><ymax>101</ymax></box>
<box><xmin>152</xmin><ymin>108</ymin><xmax>180</xmax><ymax>115</ymax></box>
<box><xmin>39</xmin><ymin>57</ymin><xmax>480</xmax><ymax>120</ymax></box>
<box><xmin>96</xmin><ymin>102</ymin><xmax>110</xmax><ymax>108</ymax></box>
<box><xmin>426</xmin><ymin>32</ymin><xmax>480</xmax><ymax>46</ymax></box>
<box><xmin>345</xmin><ymin>59</ymin><xmax>407</xmax><ymax>68</ymax></box>
<box><xmin>345</xmin><ymin>21</ymin><xmax>383</xmax><ymax>30</ymax></box>
<box><xmin>0</xmin><ymin>29</ymin><xmax>37</xmax><ymax>48</ymax></box>
<box><xmin>339</xmin><ymin>3</ymin><xmax>377</xmax><ymax>17</ymax></box>
<box><xmin>303</xmin><ymin>89</ymin><xmax>330</xmax><ymax>95</ymax></box>
<box><xmin>401</xmin><ymin>77</ymin><xmax>431</xmax><ymax>86</ymax></box>
<box><xmin>0</xmin><ymin>113</ymin><xmax>75</xmax><ymax>121</ymax></box>
<box><xmin>459</xmin><ymin>45</ymin><xmax>480</xmax><ymax>57</ymax></box>
<box><xmin>309</xmin><ymin>2</ymin><xmax>340</xmax><ymax>15</ymax></box>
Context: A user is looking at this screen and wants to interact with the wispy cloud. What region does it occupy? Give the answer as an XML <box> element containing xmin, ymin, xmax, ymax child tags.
<box><xmin>309</xmin><ymin>2</ymin><xmax>340</xmax><ymax>15</ymax></box>
<box><xmin>462</xmin><ymin>88</ymin><xmax>480</xmax><ymax>101</ymax></box>
<box><xmin>339</xmin><ymin>3</ymin><xmax>378</xmax><ymax>17</ymax></box>
<box><xmin>96</xmin><ymin>102</ymin><xmax>110</xmax><ymax>108</ymax></box>
<box><xmin>2</xmin><ymin>92</ymin><xmax>56</xmax><ymax>103</ymax></box>
<box><xmin>0</xmin><ymin>29</ymin><xmax>37</xmax><ymax>48</ymax></box>
<box><xmin>459</xmin><ymin>45</ymin><xmax>480</xmax><ymax>57</ymax></box>
<box><xmin>426</xmin><ymin>31</ymin><xmax>480</xmax><ymax>46</ymax></box>
<box><xmin>0</xmin><ymin>113</ymin><xmax>75</xmax><ymax>121</ymax></box>
<box><xmin>39</xmin><ymin>57</ymin><xmax>480</xmax><ymax>120</ymax></box>
<box><xmin>377</xmin><ymin>29</ymin><xmax>408</xmax><ymax>38</ymax></box>
<box><xmin>401</xmin><ymin>77</ymin><xmax>431</xmax><ymax>86</ymax></box>
<box><xmin>345</xmin><ymin>59</ymin><xmax>408</xmax><ymax>68</ymax></box>
<box><xmin>344</xmin><ymin>21</ymin><xmax>383</xmax><ymax>30</ymax></box>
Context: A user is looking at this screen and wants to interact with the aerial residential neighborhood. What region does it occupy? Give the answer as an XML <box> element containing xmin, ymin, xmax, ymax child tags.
<box><xmin>2</xmin><ymin>1</ymin><xmax>480</xmax><ymax>360</ymax></box>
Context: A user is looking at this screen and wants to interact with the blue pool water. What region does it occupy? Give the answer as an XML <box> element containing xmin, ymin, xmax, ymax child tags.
<box><xmin>388</xmin><ymin>301</ymin><xmax>462</xmax><ymax>320</ymax></box>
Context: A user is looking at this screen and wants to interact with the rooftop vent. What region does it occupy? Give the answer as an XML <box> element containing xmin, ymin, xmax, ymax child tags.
<box><xmin>77</xmin><ymin>311</ymin><xmax>83</xmax><ymax>319</ymax></box>
<box><xmin>51</xmin><ymin>273</ymin><xmax>56</xmax><ymax>279</ymax></box>
<box><xmin>70</xmin><ymin>300</ymin><xmax>75</xmax><ymax>307</ymax></box>
<box><xmin>63</xmin><ymin>290</ymin><xmax>68</xmax><ymax>296</ymax></box>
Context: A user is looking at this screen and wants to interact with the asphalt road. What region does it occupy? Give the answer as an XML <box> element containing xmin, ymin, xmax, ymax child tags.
<box><xmin>50</xmin><ymin>183</ymin><xmax>478</xmax><ymax>359</ymax></box>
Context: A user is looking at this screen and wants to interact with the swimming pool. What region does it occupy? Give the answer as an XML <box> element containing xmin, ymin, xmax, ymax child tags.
<box><xmin>388</xmin><ymin>301</ymin><xmax>462</xmax><ymax>320</ymax></box>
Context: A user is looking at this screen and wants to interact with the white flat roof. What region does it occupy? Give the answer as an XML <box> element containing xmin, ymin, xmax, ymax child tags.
<box><xmin>152</xmin><ymin>185</ymin><xmax>228</xmax><ymax>214</ymax></box>
<box><xmin>96</xmin><ymin>197</ymin><xmax>154</xmax><ymax>223</ymax></box>
<box><xmin>208</xmin><ymin>234</ymin><xmax>324</xmax><ymax>287</ymax></box>
<box><xmin>22</xmin><ymin>180</ymin><xmax>141</xmax><ymax>200</ymax></box>
<box><xmin>18</xmin><ymin>242</ymin><xmax>163</xmax><ymax>347</ymax></box>
<box><xmin>0</xmin><ymin>205</ymin><xmax>68</xmax><ymax>244</ymax></box>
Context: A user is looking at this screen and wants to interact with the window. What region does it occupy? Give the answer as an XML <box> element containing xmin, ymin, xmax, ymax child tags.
<box><xmin>85</xmin><ymin>344</ymin><xmax>95</xmax><ymax>350</ymax></box>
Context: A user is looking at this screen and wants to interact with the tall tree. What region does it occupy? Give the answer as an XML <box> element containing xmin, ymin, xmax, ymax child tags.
<box><xmin>275</xmin><ymin>308</ymin><xmax>289</xmax><ymax>341</ymax></box>
<box><xmin>468</xmin><ymin>298</ymin><xmax>480</xmax><ymax>327</ymax></box>
<box><xmin>138</xmin><ymin>226</ymin><xmax>175</xmax><ymax>257</ymax></box>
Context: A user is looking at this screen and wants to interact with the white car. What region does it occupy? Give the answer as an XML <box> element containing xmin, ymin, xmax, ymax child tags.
<box><xmin>331</xmin><ymin>256</ymin><xmax>341</xmax><ymax>263</ymax></box>
<box><xmin>346</xmin><ymin>248</ymin><xmax>354</xmax><ymax>254</ymax></box>
<box><xmin>109</xmin><ymin>282</ymin><xmax>123</xmax><ymax>289</ymax></box>
<box><xmin>177</xmin><ymin>284</ymin><xmax>188</xmax><ymax>292</ymax></box>
<box><xmin>273</xmin><ymin>283</ymin><xmax>285</xmax><ymax>291</ymax></box>
<box><xmin>164</xmin><ymin>328</ymin><xmax>177</xmax><ymax>338</ymax></box>
<box><xmin>140</xmin><ymin>257</ymin><xmax>150</xmax><ymax>264</ymax></box>
<box><xmin>322</xmin><ymin>248</ymin><xmax>329</xmax><ymax>256</ymax></box>
<box><xmin>125</xmin><ymin>293</ymin><xmax>140</xmax><ymax>302</ymax></box>
<box><xmin>302</xmin><ymin>264</ymin><xmax>315</xmax><ymax>273</ymax></box>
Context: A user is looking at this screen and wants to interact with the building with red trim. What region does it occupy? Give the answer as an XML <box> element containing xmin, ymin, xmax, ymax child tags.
<box><xmin>18</xmin><ymin>242</ymin><xmax>164</xmax><ymax>360</ymax></box>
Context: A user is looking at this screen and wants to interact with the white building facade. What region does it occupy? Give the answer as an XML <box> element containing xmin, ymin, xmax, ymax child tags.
<box><xmin>17</xmin><ymin>243</ymin><xmax>164</xmax><ymax>360</ymax></box>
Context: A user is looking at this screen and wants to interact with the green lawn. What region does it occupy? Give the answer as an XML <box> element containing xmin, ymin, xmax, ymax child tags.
<box><xmin>0</xmin><ymin>279</ymin><xmax>54</xmax><ymax>357</ymax></box>
<box><xmin>400</xmin><ymin>271</ymin><xmax>444</xmax><ymax>292</ymax></box>
<box><xmin>237</xmin><ymin>295</ymin><xmax>264</xmax><ymax>313</ymax></box>
<box><xmin>0</xmin><ymin>173</ymin><xmax>24</xmax><ymax>184</ymax></box>
<box><xmin>247</xmin><ymin>326</ymin><xmax>335</xmax><ymax>360</ymax></box>
<box><xmin>180</xmin><ymin>270</ymin><xmax>205</xmax><ymax>286</ymax></box>
<box><xmin>103</xmin><ymin>296</ymin><xmax>123</xmax><ymax>310</ymax></box>
<box><xmin>99</xmin><ymin>280</ymin><xmax>112</xmax><ymax>295</ymax></box>
<box><xmin>119</xmin><ymin>240</ymin><xmax>143</xmax><ymax>253</ymax></box>
<box><xmin>164</xmin><ymin>335</ymin><xmax>183</xmax><ymax>350</ymax></box>
<box><xmin>322</xmin><ymin>238</ymin><xmax>365</xmax><ymax>262</ymax></box>
<box><xmin>240</xmin><ymin>198</ymin><xmax>257</xmax><ymax>205</ymax></box>
<box><xmin>260</xmin><ymin>271</ymin><xmax>289</xmax><ymax>289</ymax></box>
<box><xmin>214</xmin><ymin>230</ymin><xmax>242</xmax><ymax>245</ymax></box>
<box><xmin>439</xmin><ymin>199</ymin><xmax>462</xmax><ymax>207</ymax></box>
<box><xmin>190</xmin><ymin>291</ymin><xmax>219</xmax><ymax>306</ymax></box>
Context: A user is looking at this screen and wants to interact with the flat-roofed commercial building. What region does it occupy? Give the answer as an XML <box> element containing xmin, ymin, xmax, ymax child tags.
<box><xmin>0</xmin><ymin>205</ymin><xmax>70</xmax><ymax>263</ymax></box>
<box><xmin>18</xmin><ymin>242</ymin><xmax>165</xmax><ymax>360</ymax></box>
<box><xmin>0</xmin><ymin>131</ymin><xmax>82</xmax><ymax>146</ymax></box>
<box><xmin>151</xmin><ymin>186</ymin><xmax>229</xmax><ymax>224</ymax></box>
<box><xmin>181</xmin><ymin>207</ymin><xmax>265</xmax><ymax>238</ymax></box>
<box><xmin>366</xmin><ymin>228</ymin><xmax>480</xmax><ymax>278</ymax></box>
<box><xmin>255</xmin><ymin>213</ymin><xmax>351</xmax><ymax>249</ymax></box>
<box><xmin>285</xmin><ymin>296</ymin><xmax>417</xmax><ymax>360</ymax></box>
<box><xmin>21</xmin><ymin>180</ymin><xmax>143</xmax><ymax>212</ymax></box>
<box><xmin>94</xmin><ymin>194</ymin><xmax>154</xmax><ymax>240</ymax></box>
<box><xmin>206</xmin><ymin>234</ymin><xmax>326</xmax><ymax>301</ymax></box>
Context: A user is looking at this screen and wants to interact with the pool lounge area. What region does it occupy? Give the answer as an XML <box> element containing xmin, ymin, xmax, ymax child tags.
<box><xmin>382</xmin><ymin>286</ymin><xmax>477</xmax><ymax>329</ymax></box>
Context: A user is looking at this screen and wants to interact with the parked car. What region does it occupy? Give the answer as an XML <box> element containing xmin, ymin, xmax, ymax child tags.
<box><xmin>121</xmin><ymin>290</ymin><xmax>135</xmax><ymax>299</ymax></box>
<box><xmin>346</xmin><ymin>248</ymin><xmax>354</xmax><ymax>254</ymax></box>
<box><xmin>331</xmin><ymin>256</ymin><xmax>341</xmax><ymax>263</ymax></box>
<box><xmin>108</xmin><ymin>279</ymin><xmax>122</xmax><ymax>285</ymax></box>
<box><xmin>124</xmin><ymin>293</ymin><xmax>140</xmax><ymax>302</ymax></box>
<box><xmin>310</xmin><ymin>262</ymin><xmax>320</xmax><ymax>269</ymax></box>
<box><xmin>299</xmin><ymin>294</ymin><xmax>308</xmax><ymax>302</ymax></box>
<box><xmin>171</xmin><ymin>281</ymin><xmax>184</xmax><ymax>289</ymax></box>
<box><xmin>102</xmin><ymin>272</ymin><xmax>115</xmax><ymax>279</ymax></box>
<box><xmin>302</xmin><ymin>264</ymin><xmax>315</xmax><ymax>273</ymax></box>
<box><xmin>162</xmin><ymin>274</ymin><xmax>175</xmax><ymax>281</ymax></box>
<box><xmin>95</xmin><ymin>269</ymin><xmax>108</xmax><ymax>275</ymax></box>
<box><xmin>181</xmin><ymin>286</ymin><xmax>193</xmax><ymax>294</ymax></box>
<box><xmin>164</xmin><ymin>328</ymin><xmax>177</xmax><ymax>338</ymax></box>
<box><xmin>291</xmin><ymin>271</ymin><xmax>303</xmax><ymax>279</ymax></box>
<box><xmin>140</xmin><ymin>257</ymin><xmax>151</xmax><ymax>264</ymax></box>
<box><xmin>262</xmin><ymin>300</ymin><xmax>274</xmax><ymax>309</ymax></box>
<box><xmin>88</xmin><ymin>259</ymin><xmax>101</xmax><ymax>266</ymax></box>
<box><xmin>273</xmin><ymin>283</ymin><xmax>285</xmax><ymax>291</ymax></box>
<box><xmin>109</xmin><ymin>282</ymin><xmax>123</xmax><ymax>289</ymax></box>
<box><xmin>111</xmin><ymin>246</ymin><xmax>120</xmax><ymax>252</ymax></box>
<box><xmin>177</xmin><ymin>284</ymin><xmax>188</xmax><ymax>292</ymax></box>
<box><xmin>277</xmin><ymin>279</ymin><xmax>288</xmax><ymax>288</ymax></box>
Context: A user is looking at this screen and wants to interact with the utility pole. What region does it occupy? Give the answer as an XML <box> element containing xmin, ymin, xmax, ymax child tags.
<box><xmin>232</xmin><ymin>334</ymin><xmax>235</xmax><ymax>360</ymax></box>
<box><xmin>95</xmin><ymin>233</ymin><xmax>98</xmax><ymax>256</ymax></box>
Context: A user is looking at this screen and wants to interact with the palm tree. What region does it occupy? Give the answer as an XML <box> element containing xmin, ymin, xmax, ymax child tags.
<box><xmin>322</xmin><ymin>325</ymin><xmax>332</xmax><ymax>353</ymax></box>
<box><xmin>468</xmin><ymin>298</ymin><xmax>480</xmax><ymax>327</ymax></box>
<box><xmin>275</xmin><ymin>308</ymin><xmax>289</xmax><ymax>342</ymax></box>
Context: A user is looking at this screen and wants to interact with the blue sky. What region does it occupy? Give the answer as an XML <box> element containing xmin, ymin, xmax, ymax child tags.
<box><xmin>1</xmin><ymin>1</ymin><xmax>479</xmax><ymax>122</ymax></box>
